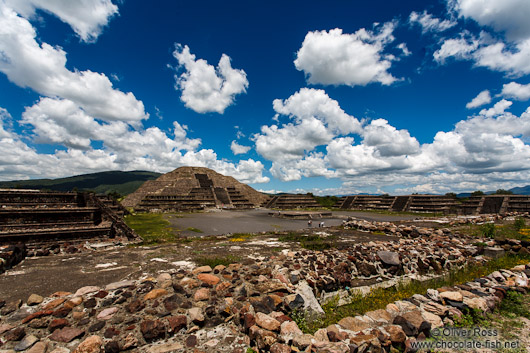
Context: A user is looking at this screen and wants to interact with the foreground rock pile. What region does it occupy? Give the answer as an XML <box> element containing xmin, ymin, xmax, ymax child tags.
<box><xmin>290</xmin><ymin>235</ymin><xmax>479</xmax><ymax>297</ymax></box>
<box><xmin>1</xmin><ymin>256</ymin><xmax>528</xmax><ymax>353</ymax></box>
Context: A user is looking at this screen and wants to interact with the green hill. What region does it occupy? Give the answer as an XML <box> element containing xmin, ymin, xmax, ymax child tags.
<box><xmin>0</xmin><ymin>170</ymin><xmax>161</xmax><ymax>196</ymax></box>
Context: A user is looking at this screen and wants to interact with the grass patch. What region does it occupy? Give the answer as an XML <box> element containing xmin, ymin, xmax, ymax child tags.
<box><xmin>453</xmin><ymin>308</ymin><xmax>488</xmax><ymax>327</ymax></box>
<box><xmin>458</xmin><ymin>219</ymin><xmax>530</xmax><ymax>241</ymax></box>
<box><xmin>228</xmin><ymin>233</ymin><xmax>254</xmax><ymax>242</ymax></box>
<box><xmin>124</xmin><ymin>213</ymin><xmax>178</xmax><ymax>245</ymax></box>
<box><xmin>195</xmin><ymin>255</ymin><xmax>241</xmax><ymax>268</ymax></box>
<box><xmin>301</xmin><ymin>254</ymin><xmax>529</xmax><ymax>334</ymax></box>
<box><xmin>186</xmin><ymin>227</ymin><xmax>203</xmax><ymax>233</ymax></box>
<box><xmin>494</xmin><ymin>291</ymin><xmax>530</xmax><ymax>345</ymax></box>
<box><xmin>278</xmin><ymin>232</ymin><xmax>337</xmax><ymax>251</ymax></box>
<box><xmin>498</xmin><ymin>291</ymin><xmax>530</xmax><ymax>320</ymax></box>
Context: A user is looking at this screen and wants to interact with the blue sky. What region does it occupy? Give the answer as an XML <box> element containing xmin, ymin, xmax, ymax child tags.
<box><xmin>1</xmin><ymin>0</ymin><xmax>530</xmax><ymax>195</ymax></box>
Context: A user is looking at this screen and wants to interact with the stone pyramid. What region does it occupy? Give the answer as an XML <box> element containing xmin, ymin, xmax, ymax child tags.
<box><xmin>121</xmin><ymin>166</ymin><xmax>269</xmax><ymax>211</ymax></box>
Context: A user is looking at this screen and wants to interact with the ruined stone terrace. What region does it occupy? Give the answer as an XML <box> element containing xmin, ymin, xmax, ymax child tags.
<box><xmin>0</xmin><ymin>190</ymin><xmax>138</xmax><ymax>249</ymax></box>
<box><xmin>335</xmin><ymin>194</ymin><xmax>530</xmax><ymax>215</ymax></box>
<box><xmin>265</xmin><ymin>194</ymin><xmax>321</xmax><ymax>209</ymax></box>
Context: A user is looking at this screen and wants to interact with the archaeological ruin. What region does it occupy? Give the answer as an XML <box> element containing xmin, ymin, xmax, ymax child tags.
<box><xmin>122</xmin><ymin>167</ymin><xmax>270</xmax><ymax>212</ymax></box>
<box><xmin>1</xmin><ymin>167</ymin><xmax>530</xmax><ymax>352</ymax></box>
<box><xmin>264</xmin><ymin>194</ymin><xmax>321</xmax><ymax>209</ymax></box>
<box><xmin>0</xmin><ymin>189</ymin><xmax>139</xmax><ymax>272</ymax></box>
<box><xmin>335</xmin><ymin>194</ymin><xmax>530</xmax><ymax>215</ymax></box>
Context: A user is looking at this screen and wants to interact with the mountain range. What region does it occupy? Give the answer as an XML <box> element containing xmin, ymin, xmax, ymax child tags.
<box><xmin>0</xmin><ymin>171</ymin><xmax>161</xmax><ymax>196</ymax></box>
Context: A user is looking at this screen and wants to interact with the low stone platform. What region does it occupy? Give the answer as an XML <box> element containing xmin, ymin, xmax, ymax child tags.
<box><xmin>268</xmin><ymin>211</ymin><xmax>333</xmax><ymax>219</ymax></box>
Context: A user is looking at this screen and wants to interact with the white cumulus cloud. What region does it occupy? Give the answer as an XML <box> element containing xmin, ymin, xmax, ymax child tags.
<box><xmin>254</xmin><ymin>88</ymin><xmax>362</xmax><ymax>166</ymax></box>
<box><xmin>0</xmin><ymin>3</ymin><xmax>147</xmax><ymax>122</ymax></box>
<box><xmin>451</xmin><ymin>0</ymin><xmax>530</xmax><ymax>42</ymax></box>
<box><xmin>4</xmin><ymin>0</ymin><xmax>118</xmax><ymax>42</ymax></box>
<box><xmin>253</xmin><ymin>89</ymin><xmax>421</xmax><ymax>181</ymax></box>
<box><xmin>466</xmin><ymin>90</ymin><xmax>491</xmax><ymax>109</ymax></box>
<box><xmin>252</xmin><ymin>87</ymin><xmax>530</xmax><ymax>190</ymax></box>
<box><xmin>409</xmin><ymin>10</ymin><xmax>457</xmax><ymax>33</ymax></box>
<box><xmin>230</xmin><ymin>140</ymin><xmax>251</xmax><ymax>155</ymax></box>
<box><xmin>0</xmin><ymin>3</ymin><xmax>268</xmax><ymax>185</ymax></box>
<box><xmin>173</xmin><ymin>44</ymin><xmax>248</xmax><ymax>114</ymax></box>
<box><xmin>437</xmin><ymin>1</ymin><xmax>530</xmax><ymax>76</ymax></box>
<box><xmin>362</xmin><ymin>119</ymin><xmax>420</xmax><ymax>157</ymax></box>
<box><xmin>501</xmin><ymin>82</ymin><xmax>530</xmax><ymax>101</ymax></box>
<box><xmin>1</xmin><ymin>99</ymin><xmax>269</xmax><ymax>184</ymax></box>
<box><xmin>433</xmin><ymin>34</ymin><xmax>478</xmax><ymax>63</ymax></box>
<box><xmin>294</xmin><ymin>22</ymin><xmax>399</xmax><ymax>87</ymax></box>
<box><xmin>479</xmin><ymin>99</ymin><xmax>512</xmax><ymax>117</ymax></box>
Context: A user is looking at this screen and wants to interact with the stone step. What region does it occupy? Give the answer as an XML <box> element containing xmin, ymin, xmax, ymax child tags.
<box><xmin>0</xmin><ymin>225</ymin><xmax>112</xmax><ymax>243</ymax></box>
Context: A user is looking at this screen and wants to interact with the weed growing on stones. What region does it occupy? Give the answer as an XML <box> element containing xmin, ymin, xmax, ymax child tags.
<box><xmin>195</xmin><ymin>255</ymin><xmax>241</xmax><ymax>268</ymax></box>
<box><xmin>514</xmin><ymin>218</ymin><xmax>526</xmax><ymax>231</ymax></box>
<box><xmin>482</xmin><ymin>223</ymin><xmax>496</xmax><ymax>238</ymax></box>
<box><xmin>453</xmin><ymin>308</ymin><xmax>487</xmax><ymax>327</ymax></box>
<box><xmin>278</xmin><ymin>232</ymin><xmax>337</xmax><ymax>251</ymax></box>
<box><xmin>499</xmin><ymin>291</ymin><xmax>530</xmax><ymax>319</ymax></box>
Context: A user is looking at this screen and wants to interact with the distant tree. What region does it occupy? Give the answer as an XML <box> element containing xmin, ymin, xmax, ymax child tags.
<box><xmin>381</xmin><ymin>193</ymin><xmax>390</xmax><ymax>197</ymax></box>
<box><xmin>471</xmin><ymin>190</ymin><xmax>484</xmax><ymax>196</ymax></box>
<box><xmin>107</xmin><ymin>191</ymin><xmax>122</xmax><ymax>200</ymax></box>
<box><xmin>314</xmin><ymin>195</ymin><xmax>339</xmax><ymax>208</ymax></box>
<box><xmin>445</xmin><ymin>192</ymin><xmax>457</xmax><ymax>198</ymax></box>
<box><xmin>494</xmin><ymin>189</ymin><xmax>513</xmax><ymax>195</ymax></box>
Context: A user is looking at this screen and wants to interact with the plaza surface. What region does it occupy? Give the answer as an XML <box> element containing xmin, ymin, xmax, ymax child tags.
<box><xmin>0</xmin><ymin>209</ymin><xmax>416</xmax><ymax>302</ymax></box>
<box><xmin>169</xmin><ymin>208</ymin><xmax>420</xmax><ymax>236</ymax></box>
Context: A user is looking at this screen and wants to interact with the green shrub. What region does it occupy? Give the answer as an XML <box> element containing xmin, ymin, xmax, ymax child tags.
<box><xmin>481</xmin><ymin>223</ymin><xmax>496</xmax><ymax>238</ymax></box>
<box><xmin>498</xmin><ymin>291</ymin><xmax>530</xmax><ymax>319</ymax></box>
<box><xmin>514</xmin><ymin>218</ymin><xmax>526</xmax><ymax>231</ymax></box>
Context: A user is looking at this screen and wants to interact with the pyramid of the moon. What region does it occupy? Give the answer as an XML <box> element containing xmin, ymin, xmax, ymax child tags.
<box><xmin>121</xmin><ymin>166</ymin><xmax>270</xmax><ymax>211</ymax></box>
